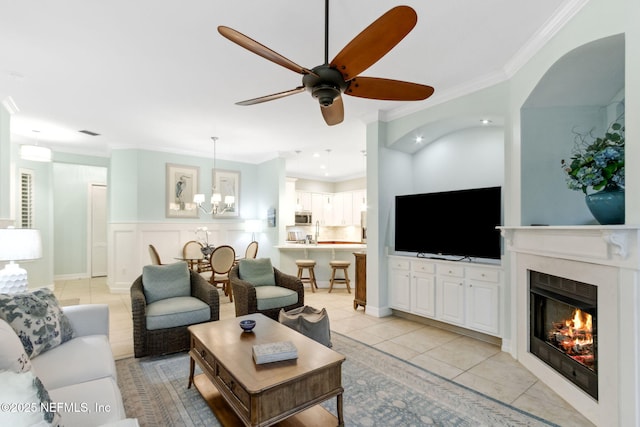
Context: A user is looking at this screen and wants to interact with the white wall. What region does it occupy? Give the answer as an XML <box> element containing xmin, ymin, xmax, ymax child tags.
<box><xmin>412</xmin><ymin>126</ymin><xmax>504</xmax><ymax>194</ymax></box>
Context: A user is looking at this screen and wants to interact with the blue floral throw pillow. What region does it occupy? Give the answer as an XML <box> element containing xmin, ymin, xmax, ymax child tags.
<box><xmin>0</xmin><ymin>289</ymin><xmax>74</xmax><ymax>358</ymax></box>
<box><xmin>0</xmin><ymin>369</ymin><xmax>62</xmax><ymax>426</ymax></box>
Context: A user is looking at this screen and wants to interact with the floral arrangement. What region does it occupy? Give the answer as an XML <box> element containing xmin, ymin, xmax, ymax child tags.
<box><xmin>561</xmin><ymin>120</ymin><xmax>625</xmax><ymax>194</ymax></box>
<box><xmin>195</xmin><ymin>227</ymin><xmax>214</xmax><ymax>256</ymax></box>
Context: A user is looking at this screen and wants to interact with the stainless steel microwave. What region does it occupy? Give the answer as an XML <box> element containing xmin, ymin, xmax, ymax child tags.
<box><xmin>294</xmin><ymin>211</ymin><xmax>312</xmax><ymax>225</ymax></box>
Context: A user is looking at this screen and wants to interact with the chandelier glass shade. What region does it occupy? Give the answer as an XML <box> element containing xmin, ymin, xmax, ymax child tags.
<box><xmin>193</xmin><ymin>137</ymin><xmax>232</xmax><ymax>215</ymax></box>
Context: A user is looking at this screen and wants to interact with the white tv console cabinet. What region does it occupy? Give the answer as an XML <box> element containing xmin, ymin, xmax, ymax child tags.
<box><xmin>388</xmin><ymin>255</ymin><xmax>503</xmax><ymax>337</ymax></box>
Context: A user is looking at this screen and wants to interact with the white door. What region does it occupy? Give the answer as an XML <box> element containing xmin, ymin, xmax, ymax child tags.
<box><xmin>90</xmin><ymin>184</ymin><xmax>108</xmax><ymax>277</ymax></box>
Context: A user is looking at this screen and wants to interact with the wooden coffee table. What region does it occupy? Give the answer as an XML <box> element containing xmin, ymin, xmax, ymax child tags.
<box><xmin>188</xmin><ymin>313</ymin><xmax>345</xmax><ymax>427</ymax></box>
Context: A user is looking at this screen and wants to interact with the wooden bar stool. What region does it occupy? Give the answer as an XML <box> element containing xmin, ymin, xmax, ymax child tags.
<box><xmin>296</xmin><ymin>259</ymin><xmax>318</xmax><ymax>292</ymax></box>
<box><xmin>329</xmin><ymin>260</ymin><xmax>351</xmax><ymax>293</ymax></box>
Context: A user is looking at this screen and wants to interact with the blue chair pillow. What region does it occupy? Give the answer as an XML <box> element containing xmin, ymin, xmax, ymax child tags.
<box><xmin>238</xmin><ymin>258</ymin><xmax>276</xmax><ymax>287</ymax></box>
<box><xmin>142</xmin><ymin>262</ymin><xmax>190</xmax><ymax>304</ymax></box>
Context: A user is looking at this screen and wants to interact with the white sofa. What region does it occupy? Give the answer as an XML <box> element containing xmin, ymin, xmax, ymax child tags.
<box><xmin>0</xmin><ymin>303</ymin><xmax>137</xmax><ymax>427</ymax></box>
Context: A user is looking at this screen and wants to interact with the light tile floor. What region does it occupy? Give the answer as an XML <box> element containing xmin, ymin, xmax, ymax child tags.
<box><xmin>54</xmin><ymin>277</ymin><xmax>594</xmax><ymax>427</ymax></box>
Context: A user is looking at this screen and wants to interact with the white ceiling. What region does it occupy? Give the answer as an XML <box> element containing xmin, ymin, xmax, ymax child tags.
<box><xmin>0</xmin><ymin>0</ymin><xmax>580</xmax><ymax>181</ymax></box>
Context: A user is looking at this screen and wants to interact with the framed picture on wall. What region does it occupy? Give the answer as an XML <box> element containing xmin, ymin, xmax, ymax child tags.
<box><xmin>213</xmin><ymin>169</ymin><xmax>240</xmax><ymax>217</ymax></box>
<box><xmin>166</xmin><ymin>163</ymin><xmax>199</xmax><ymax>218</ymax></box>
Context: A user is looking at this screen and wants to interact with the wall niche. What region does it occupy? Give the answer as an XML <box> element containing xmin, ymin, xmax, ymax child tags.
<box><xmin>520</xmin><ymin>33</ymin><xmax>625</xmax><ymax>226</ymax></box>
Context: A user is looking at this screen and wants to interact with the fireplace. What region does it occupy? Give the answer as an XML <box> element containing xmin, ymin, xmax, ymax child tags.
<box><xmin>529</xmin><ymin>270</ymin><xmax>597</xmax><ymax>399</ymax></box>
<box><xmin>501</xmin><ymin>226</ymin><xmax>640</xmax><ymax>426</ymax></box>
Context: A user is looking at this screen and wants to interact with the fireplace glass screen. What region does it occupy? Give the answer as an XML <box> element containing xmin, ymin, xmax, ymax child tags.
<box><xmin>529</xmin><ymin>270</ymin><xmax>598</xmax><ymax>399</ymax></box>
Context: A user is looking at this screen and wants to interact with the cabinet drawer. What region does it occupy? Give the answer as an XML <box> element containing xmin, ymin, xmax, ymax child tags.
<box><xmin>390</xmin><ymin>259</ymin><xmax>410</xmax><ymax>270</ymax></box>
<box><xmin>216</xmin><ymin>361</ymin><xmax>250</xmax><ymax>411</ymax></box>
<box><xmin>438</xmin><ymin>265</ymin><xmax>464</xmax><ymax>278</ymax></box>
<box><xmin>412</xmin><ymin>261</ymin><xmax>435</xmax><ymax>274</ymax></box>
<box><xmin>468</xmin><ymin>268</ymin><xmax>499</xmax><ymax>283</ymax></box>
<box><xmin>192</xmin><ymin>337</ymin><xmax>216</xmax><ymax>370</ymax></box>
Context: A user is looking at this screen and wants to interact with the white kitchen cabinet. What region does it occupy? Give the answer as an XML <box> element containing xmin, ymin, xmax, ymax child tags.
<box><xmin>388</xmin><ymin>256</ymin><xmax>502</xmax><ymax>337</ymax></box>
<box><xmin>311</xmin><ymin>193</ymin><xmax>331</xmax><ymax>225</ymax></box>
<box><xmin>295</xmin><ymin>191</ymin><xmax>312</xmax><ymax>212</ymax></box>
<box><xmin>437</xmin><ymin>276</ymin><xmax>465</xmax><ymax>326</ymax></box>
<box><xmin>411</xmin><ymin>269</ymin><xmax>436</xmax><ymax>317</ymax></box>
<box><xmin>298</xmin><ymin>190</ymin><xmax>364</xmax><ymax>226</ymax></box>
<box><xmin>389</xmin><ymin>258</ymin><xmax>411</xmax><ymax>311</ymax></box>
<box><xmin>341</xmin><ymin>193</ymin><xmax>354</xmax><ymax>225</ymax></box>
<box><xmin>352</xmin><ymin>190</ymin><xmax>366</xmax><ymax>225</ymax></box>
<box><xmin>466</xmin><ymin>268</ymin><xmax>500</xmax><ymax>335</ymax></box>
<box><xmin>331</xmin><ymin>192</ymin><xmax>345</xmax><ymax>225</ymax></box>
<box><xmin>330</xmin><ymin>192</ymin><xmax>354</xmax><ymax>225</ymax></box>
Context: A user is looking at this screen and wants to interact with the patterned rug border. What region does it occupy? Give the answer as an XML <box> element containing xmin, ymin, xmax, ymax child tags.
<box><xmin>116</xmin><ymin>332</ymin><xmax>559</xmax><ymax>426</ymax></box>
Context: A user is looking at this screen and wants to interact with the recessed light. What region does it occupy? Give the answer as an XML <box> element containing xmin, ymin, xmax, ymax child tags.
<box><xmin>415</xmin><ymin>136</ymin><xmax>423</xmax><ymax>143</ymax></box>
<box><xmin>313</xmin><ymin>152</ymin><xmax>320</xmax><ymax>158</ymax></box>
<box><xmin>481</xmin><ymin>119</ymin><xmax>492</xmax><ymax>125</ymax></box>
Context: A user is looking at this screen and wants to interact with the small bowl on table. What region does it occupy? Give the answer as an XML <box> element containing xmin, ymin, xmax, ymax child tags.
<box><xmin>239</xmin><ymin>319</ymin><xmax>256</xmax><ymax>333</ymax></box>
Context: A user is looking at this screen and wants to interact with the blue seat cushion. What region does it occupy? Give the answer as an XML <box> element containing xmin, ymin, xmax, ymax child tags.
<box><xmin>145</xmin><ymin>296</ymin><xmax>210</xmax><ymax>330</ymax></box>
<box><xmin>142</xmin><ymin>262</ymin><xmax>190</xmax><ymax>304</ymax></box>
<box><xmin>255</xmin><ymin>286</ymin><xmax>298</xmax><ymax>311</ymax></box>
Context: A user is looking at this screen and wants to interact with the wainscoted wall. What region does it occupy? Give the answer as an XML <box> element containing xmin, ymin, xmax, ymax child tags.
<box><xmin>108</xmin><ymin>221</ymin><xmax>278</xmax><ymax>293</ymax></box>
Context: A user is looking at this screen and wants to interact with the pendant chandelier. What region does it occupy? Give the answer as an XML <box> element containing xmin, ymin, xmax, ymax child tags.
<box><xmin>194</xmin><ymin>136</ymin><xmax>233</xmax><ymax>215</ymax></box>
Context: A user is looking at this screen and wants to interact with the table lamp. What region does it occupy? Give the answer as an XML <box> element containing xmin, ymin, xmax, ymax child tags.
<box><xmin>0</xmin><ymin>227</ymin><xmax>43</xmax><ymax>293</ymax></box>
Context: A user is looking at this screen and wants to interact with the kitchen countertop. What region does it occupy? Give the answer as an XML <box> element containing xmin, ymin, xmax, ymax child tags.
<box><xmin>277</xmin><ymin>242</ymin><xmax>366</xmax><ymax>250</ymax></box>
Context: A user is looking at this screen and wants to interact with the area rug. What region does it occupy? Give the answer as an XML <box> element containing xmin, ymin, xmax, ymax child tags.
<box><xmin>116</xmin><ymin>333</ymin><xmax>557</xmax><ymax>426</ymax></box>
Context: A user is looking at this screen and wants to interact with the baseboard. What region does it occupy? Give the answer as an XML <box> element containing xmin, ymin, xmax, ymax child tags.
<box><xmin>365</xmin><ymin>305</ymin><xmax>393</xmax><ymax>318</ymax></box>
<box><xmin>391</xmin><ymin>309</ymin><xmax>502</xmax><ymax>347</ymax></box>
<box><xmin>54</xmin><ymin>273</ymin><xmax>90</xmax><ymax>281</ymax></box>
<box><xmin>109</xmin><ymin>282</ymin><xmax>132</xmax><ymax>294</ymax></box>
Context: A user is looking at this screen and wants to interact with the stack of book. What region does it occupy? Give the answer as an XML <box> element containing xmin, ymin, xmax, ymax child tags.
<box><xmin>252</xmin><ymin>341</ymin><xmax>298</xmax><ymax>364</ymax></box>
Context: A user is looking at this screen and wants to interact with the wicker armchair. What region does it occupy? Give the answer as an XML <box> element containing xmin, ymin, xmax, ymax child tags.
<box><xmin>230</xmin><ymin>264</ymin><xmax>304</xmax><ymax>320</ymax></box>
<box><xmin>131</xmin><ymin>269</ymin><xmax>219</xmax><ymax>357</ymax></box>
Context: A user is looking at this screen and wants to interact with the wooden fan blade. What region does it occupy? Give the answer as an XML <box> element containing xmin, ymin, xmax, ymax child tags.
<box><xmin>345</xmin><ymin>77</ymin><xmax>434</xmax><ymax>101</ymax></box>
<box><xmin>218</xmin><ymin>26</ymin><xmax>316</xmax><ymax>76</ymax></box>
<box><xmin>330</xmin><ymin>6</ymin><xmax>417</xmax><ymax>81</ymax></box>
<box><xmin>236</xmin><ymin>86</ymin><xmax>306</xmax><ymax>106</ymax></box>
<box><xmin>321</xmin><ymin>95</ymin><xmax>344</xmax><ymax>126</ymax></box>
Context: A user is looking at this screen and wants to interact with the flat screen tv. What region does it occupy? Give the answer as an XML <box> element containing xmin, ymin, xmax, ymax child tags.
<box><xmin>395</xmin><ymin>186</ymin><xmax>502</xmax><ymax>260</ymax></box>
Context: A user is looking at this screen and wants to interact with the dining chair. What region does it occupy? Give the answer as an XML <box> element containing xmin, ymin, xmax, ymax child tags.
<box><xmin>182</xmin><ymin>240</ymin><xmax>206</xmax><ymax>271</ymax></box>
<box><xmin>208</xmin><ymin>245</ymin><xmax>236</xmax><ymax>302</ymax></box>
<box><xmin>245</xmin><ymin>241</ymin><xmax>259</xmax><ymax>259</ymax></box>
<box><xmin>235</xmin><ymin>241</ymin><xmax>259</xmax><ymax>265</ymax></box>
<box><xmin>148</xmin><ymin>244</ymin><xmax>162</xmax><ymax>265</ymax></box>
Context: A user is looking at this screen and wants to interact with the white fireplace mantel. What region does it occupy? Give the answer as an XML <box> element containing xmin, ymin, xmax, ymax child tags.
<box><xmin>500</xmin><ymin>225</ymin><xmax>640</xmax><ymax>427</ymax></box>
<box><xmin>500</xmin><ymin>225</ymin><xmax>640</xmax><ymax>269</ymax></box>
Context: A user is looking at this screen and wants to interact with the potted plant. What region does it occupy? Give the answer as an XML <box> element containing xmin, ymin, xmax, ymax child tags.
<box><xmin>561</xmin><ymin>118</ymin><xmax>625</xmax><ymax>224</ymax></box>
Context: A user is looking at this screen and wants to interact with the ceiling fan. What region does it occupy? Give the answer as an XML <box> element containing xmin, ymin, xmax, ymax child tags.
<box><xmin>218</xmin><ymin>1</ymin><xmax>435</xmax><ymax>126</ymax></box>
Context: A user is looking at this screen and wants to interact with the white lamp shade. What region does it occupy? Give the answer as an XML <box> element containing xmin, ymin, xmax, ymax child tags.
<box><xmin>20</xmin><ymin>145</ymin><xmax>52</xmax><ymax>162</ymax></box>
<box><xmin>224</xmin><ymin>195</ymin><xmax>235</xmax><ymax>205</ymax></box>
<box><xmin>193</xmin><ymin>194</ymin><xmax>205</xmax><ymax>204</ymax></box>
<box><xmin>244</xmin><ymin>219</ymin><xmax>263</xmax><ymax>233</ymax></box>
<box><xmin>211</xmin><ymin>193</ymin><xmax>222</xmax><ymax>203</ymax></box>
<box><xmin>0</xmin><ymin>228</ymin><xmax>42</xmax><ymax>262</ymax></box>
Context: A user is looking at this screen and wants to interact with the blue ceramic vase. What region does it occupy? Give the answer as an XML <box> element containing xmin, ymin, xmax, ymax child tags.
<box><xmin>585</xmin><ymin>188</ymin><xmax>625</xmax><ymax>225</ymax></box>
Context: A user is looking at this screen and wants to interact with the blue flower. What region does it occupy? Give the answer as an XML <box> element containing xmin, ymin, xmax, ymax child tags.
<box><xmin>562</xmin><ymin>120</ymin><xmax>625</xmax><ymax>194</ymax></box>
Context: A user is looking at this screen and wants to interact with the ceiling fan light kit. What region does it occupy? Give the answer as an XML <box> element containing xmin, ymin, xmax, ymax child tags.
<box><xmin>218</xmin><ymin>2</ymin><xmax>434</xmax><ymax>126</ymax></box>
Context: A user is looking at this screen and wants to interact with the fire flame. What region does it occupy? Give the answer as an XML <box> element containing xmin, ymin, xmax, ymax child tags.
<box><xmin>565</xmin><ymin>308</ymin><xmax>593</xmax><ymax>337</ymax></box>
<box><xmin>561</xmin><ymin>309</ymin><xmax>593</xmax><ymax>351</ymax></box>
<box><xmin>549</xmin><ymin>308</ymin><xmax>595</xmax><ymax>370</ymax></box>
